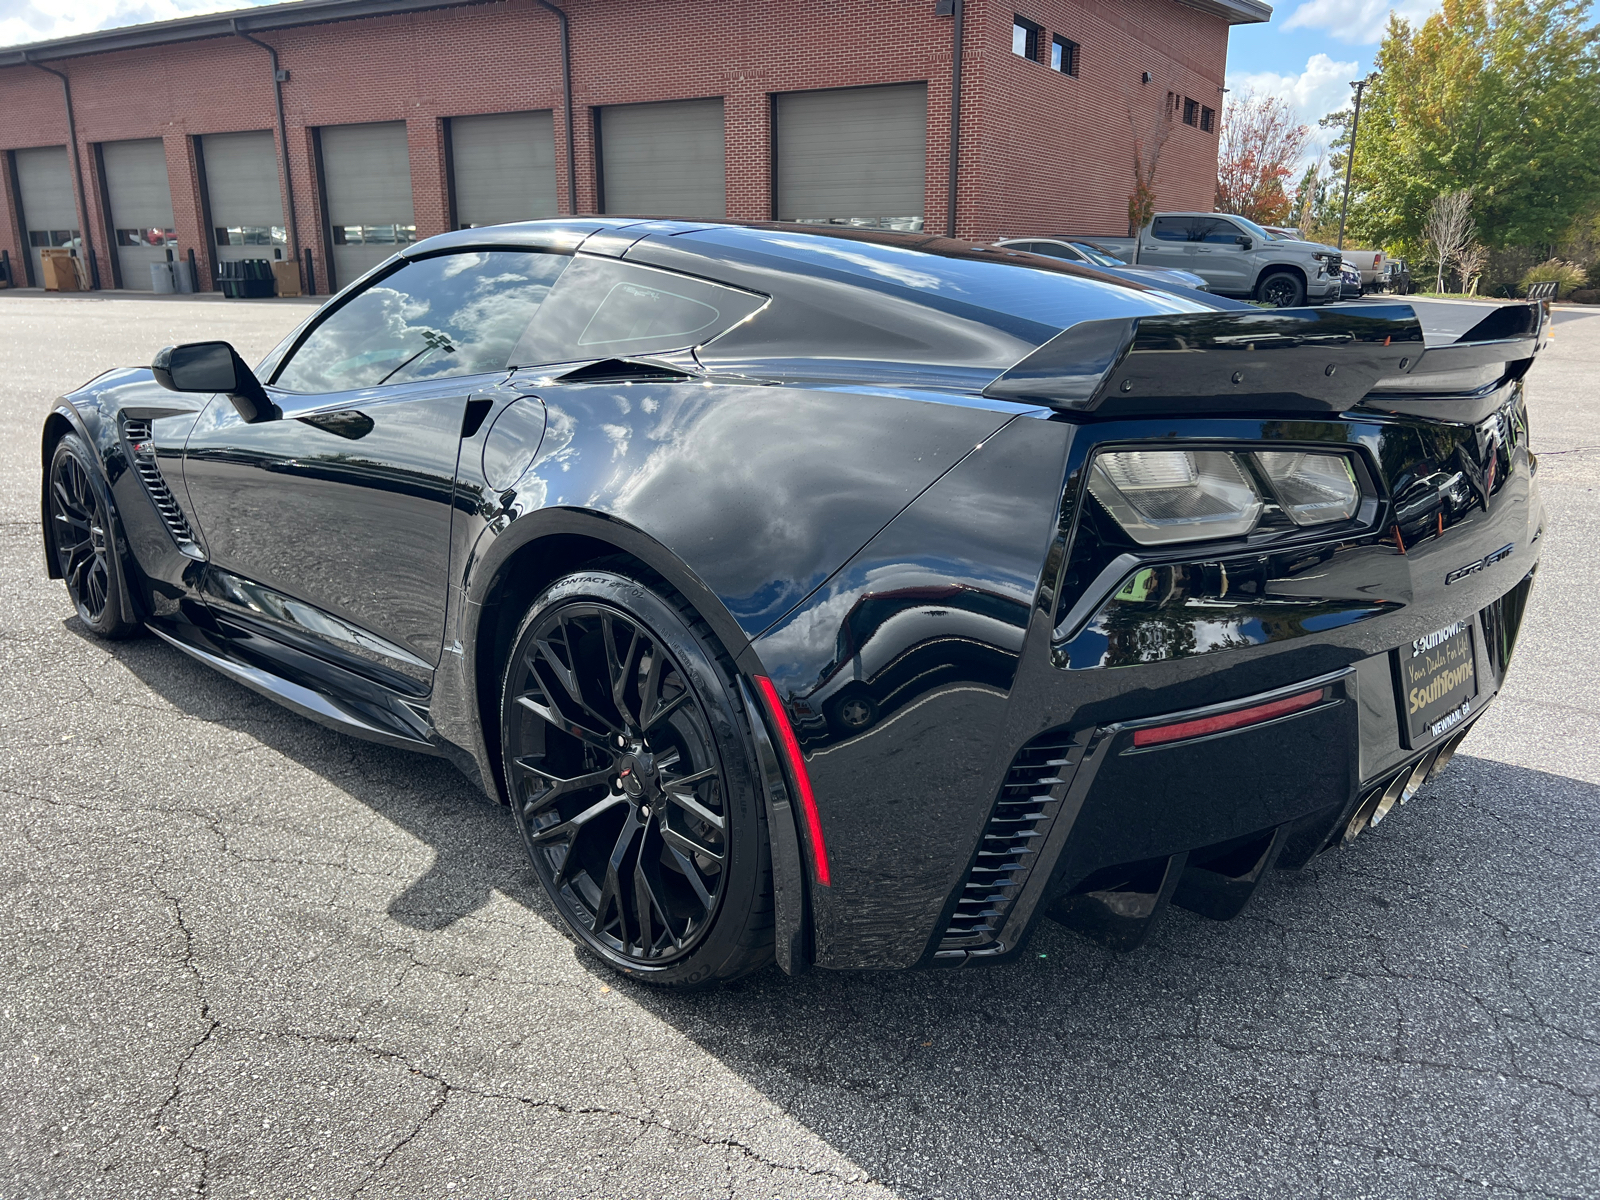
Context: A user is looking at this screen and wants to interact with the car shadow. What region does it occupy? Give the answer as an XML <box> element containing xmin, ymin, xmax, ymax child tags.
<box><xmin>91</xmin><ymin>624</ymin><xmax>1599</xmax><ymax>1199</ymax></box>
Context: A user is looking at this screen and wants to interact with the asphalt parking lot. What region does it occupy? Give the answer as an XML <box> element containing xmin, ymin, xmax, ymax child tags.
<box><xmin>1</xmin><ymin>290</ymin><xmax>1596</xmax><ymax>1200</ymax></box>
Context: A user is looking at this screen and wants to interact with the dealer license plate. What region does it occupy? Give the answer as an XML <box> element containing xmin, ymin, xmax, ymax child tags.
<box><xmin>1397</xmin><ymin>620</ymin><xmax>1478</xmax><ymax>745</ymax></box>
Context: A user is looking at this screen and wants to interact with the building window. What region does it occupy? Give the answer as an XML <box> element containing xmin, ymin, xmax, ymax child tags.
<box><xmin>1183</xmin><ymin>97</ymin><xmax>1199</xmax><ymax>126</ymax></box>
<box><xmin>1051</xmin><ymin>35</ymin><xmax>1079</xmax><ymax>76</ymax></box>
<box><xmin>115</xmin><ymin>228</ymin><xmax>178</xmax><ymax>248</ymax></box>
<box><xmin>215</xmin><ymin>225</ymin><xmax>287</xmax><ymax>247</ymax></box>
<box><xmin>1200</xmin><ymin>105</ymin><xmax>1216</xmax><ymax>133</ymax></box>
<box><xmin>29</xmin><ymin>229</ymin><xmax>79</xmax><ymax>248</ymax></box>
<box><xmin>1012</xmin><ymin>16</ymin><xmax>1042</xmax><ymax>60</ymax></box>
<box><xmin>331</xmin><ymin>224</ymin><xmax>418</xmax><ymax>246</ymax></box>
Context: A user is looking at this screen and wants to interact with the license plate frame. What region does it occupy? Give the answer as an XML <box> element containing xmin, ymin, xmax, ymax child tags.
<box><xmin>1394</xmin><ymin>619</ymin><xmax>1479</xmax><ymax>748</ymax></box>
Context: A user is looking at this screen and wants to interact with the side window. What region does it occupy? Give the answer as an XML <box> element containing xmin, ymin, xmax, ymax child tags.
<box><xmin>1031</xmin><ymin>243</ymin><xmax>1082</xmax><ymax>262</ymax></box>
<box><xmin>1149</xmin><ymin>217</ymin><xmax>1190</xmax><ymax>242</ymax></box>
<box><xmin>1200</xmin><ymin>220</ymin><xmax>1243</xmax><ymax>244</ymax></box>
<box><xmin>272</xmin><ymin>250</ymin><xmax>569</xmax><ymax>394</ymax></box>
<box><xmin>508</xmin><ymin>256</ymin><xmax>766</xmax><ymax>367</ymax></box>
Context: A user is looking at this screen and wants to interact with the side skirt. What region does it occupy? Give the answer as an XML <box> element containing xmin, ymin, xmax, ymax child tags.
<box><xmin>149</xmin><ymin>621</ymin><xmax>443</xmax><ymax>757</ymax></box>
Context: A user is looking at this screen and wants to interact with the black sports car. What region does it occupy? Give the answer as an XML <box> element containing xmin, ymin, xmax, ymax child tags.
<box><xmin>41</xmin><ymin>219</ymin><xmax>1545</xmax><ymax>987</ymax></box>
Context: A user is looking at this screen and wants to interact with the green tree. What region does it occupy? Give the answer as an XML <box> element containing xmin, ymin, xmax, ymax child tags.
<box><xmin>1345</xmin><ymin>0</ymin><xmax>1600</xmax><ymax>257</ymax></box>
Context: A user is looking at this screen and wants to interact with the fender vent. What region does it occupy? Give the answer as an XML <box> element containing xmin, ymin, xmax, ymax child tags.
<box><xmin>123</xmin><ymin>420</ymin><xmax>204</xmax><ymax>559</ymax></box>
<box><xmin>937</xmin><ymin>727</ymin><xmax>1085</xmax><ymax>956</ymax></box>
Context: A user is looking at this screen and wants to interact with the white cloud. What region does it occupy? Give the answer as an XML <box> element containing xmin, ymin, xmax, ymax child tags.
<box><xmin>0</xmin><ymin>1</ymin><xmax>284</xmax><ymax>49</ymax></box>
<box><xmin>1229</xmin><ymin>52</ymin><xmax>1361</xmax><ymax>129</ymax></box>
<box><xmin>1280</xmin><ymin>0</ymin><xmax>1442</xmax><ymax>44</ymax></box>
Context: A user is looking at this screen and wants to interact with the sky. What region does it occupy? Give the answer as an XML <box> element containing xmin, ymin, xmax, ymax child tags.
<box><xmin>0</xmin><ymin>0</ymin><xmax>280</xmax><ymax>48</ymax></box>
<box><xmin>1226</xmin><ymin>0</ymin><xmax>1443</xmax><ymax>161</ymax></box>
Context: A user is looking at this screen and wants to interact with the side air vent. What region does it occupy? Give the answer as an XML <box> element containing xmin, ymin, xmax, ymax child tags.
<box><xmin>937</xmin><ymin>727</ymin><xmax>1086</xmax><ymax>957</ymax></box>
<box><xmin>123</xmin><ymin>419</ymin><xmax>204</xmax><ymax>560</ymax></box>
<box><xmin>1480</xmin><ymin>568</ymin><xmax>1535</xmax><ymax>680</ymax></box>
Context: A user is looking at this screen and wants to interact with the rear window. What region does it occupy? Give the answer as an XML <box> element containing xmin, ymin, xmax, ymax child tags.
<box><xmin>677</xmin><ymin>225</ymin><xmax>1209</xmax><ymax>347</ymax></box>
<box><xmin>509</xmin><ymin>257</ymin><xmax>766</xmax><ymax>366</ymax></box>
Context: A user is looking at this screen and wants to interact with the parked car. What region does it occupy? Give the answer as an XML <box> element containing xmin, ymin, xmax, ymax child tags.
<box><xmin>994</xmin><ymin>236</ymin><xmax>1211</xmax><ymax>294</ymax></box>
<box><xmin>1383</xmin><ymin>258</ymin><xmax>1414</xmax><ymax>295</ymax></box>
<box><xmin>40</xmin><ymin>219</ymin><xmax>1546</xmax><ymax>985</ymax></box>
<box><xmin>1079</xmin><ymin>212</ymin><xmax>1342</xmax><ymax>306</ymax></box>
<box><xmin>1339</xmin><ymin>248</ymin><xmax>1386</xmax><ymax>291</ymax></box>
<box><xmin>1340</xmin><ymin>259</ymin><xmax>1363</xmax><ymax>299</ymax></box>
<box><xmin>1265</xmin><ymin>226</ymin><xmax>1303</xmax><ymax>239</ymax></box>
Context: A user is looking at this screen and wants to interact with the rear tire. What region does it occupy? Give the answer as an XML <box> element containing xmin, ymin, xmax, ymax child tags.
<box><xmin>46</xmin><ymin>433</ymin><xmax>139</xmax><ymax>640</ymax></box>
<box><xmin>500</xmin><ymin>566</ymin><xmax>775</xmax><ymax>988</ymax></box>
<box><xmin>1256</xmin><ymin>271</ymin><xmax>1306</xmax><ymax>308</ymax></box>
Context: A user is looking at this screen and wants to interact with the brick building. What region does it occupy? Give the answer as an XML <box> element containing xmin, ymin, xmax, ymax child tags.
<box><xmin>0</xmin><ymin>0</ymin><xmax>1268</xmax><ymax>294</ymax></box>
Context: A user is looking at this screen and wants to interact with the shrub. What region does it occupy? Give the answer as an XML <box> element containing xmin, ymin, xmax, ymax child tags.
<box><xmin>1567</xmin><ymin>288</ymin><xmax>1600</xmax><ymax>305</ymax></box>
<box><xmin>1587</xmin><ymin>261</ymin><xmax>1600</xmax><ymax>290</ymax></box>
<box><xmin>1519</xmin><ymin>258</ymin><xmax>1587</xmax><ymax>298</ymax></box>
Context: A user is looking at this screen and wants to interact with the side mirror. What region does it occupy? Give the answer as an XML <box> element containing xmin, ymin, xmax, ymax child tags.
<box><xmin>1236</xmin><ymin>236</ymin><xmax>1254</xmax><ymax>250</ymax></box>
<box><xmin>151</xmin><ymin>341</ymin><xmax>278</xmax><ymax>423</ymax></box>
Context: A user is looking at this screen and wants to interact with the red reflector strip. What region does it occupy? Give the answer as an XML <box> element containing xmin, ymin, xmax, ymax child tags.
<box><xmin>753</xmin><ymin>675</ymin><xmax>831</xmax><ymax>886</ymax></box>
<box><xmin>1131</xmin><ymin>688</ymin><xmax>1325</xmax><ymax>748</ymax></box>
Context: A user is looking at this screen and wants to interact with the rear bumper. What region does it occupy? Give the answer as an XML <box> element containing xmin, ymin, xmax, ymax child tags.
<box><xmin>931</xmin><ymin>565</ymin><xmax>1535</xmax><ymax>963</ymax></box>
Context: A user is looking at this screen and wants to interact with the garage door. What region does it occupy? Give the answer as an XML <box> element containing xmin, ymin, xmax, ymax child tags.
<box><xmin>319</xmin><ymin>121</ymin><xmax>415</xmax><ymax>290</ymax></box>
<box><xmin>597</xmin><ymin>98</ymin><xmax>724</xmax><ymax>218</ymax></box>
<box><xmin>200</xmin><ymin>130</ymin><xmax>285</xmax><ymax>268</ymax></box>
<box><xmin>450</xmin><ymin>111</ymin><xmax>557</xmax><ymax>229</ymax></box>
<box><xmin>101</xmin><ymin>138</ymin><xmax>177</xmax><ymax>290</ymax></box>
<box><xmin>13</xmin><ymin>145</ymin><xmax>77</xmax><ymax>288</ymax></box>
<box><xmin>775</xmin><ymin>84</ymin><xmax>927</xmax><ymax>231</ymax></box>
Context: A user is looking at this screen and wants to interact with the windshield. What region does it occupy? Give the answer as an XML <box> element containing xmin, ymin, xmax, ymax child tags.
<box><xmin>1069</xmin><ymin>242</ymin><xmax>1126</xmax><ymax>267</ymax></box>
<box><xmin>1230</xmin><ymin>217</ymin><xmax>1278</xmax><ymax>242</ymax></box>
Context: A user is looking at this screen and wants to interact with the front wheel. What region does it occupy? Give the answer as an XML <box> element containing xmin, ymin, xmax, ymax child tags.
<box><xmin>46</xmin><ymin>433</ymin><xmax>139</xmax><ymax>639</ymax></box>
<box><xmin>1256</xmin><ymin>271</ymin><xmax>1306</xmax><ymax>308</ymax></box>
<box><xmin>500</xmin><ymin>567</ymin><xmax>774</xmax><ymax>987</ymax></box>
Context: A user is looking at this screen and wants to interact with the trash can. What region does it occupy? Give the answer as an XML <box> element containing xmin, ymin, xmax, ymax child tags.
<box><xmin>150</xmin><ymin>262</ymin><xmax>176</xmax><ymax>294</ymax></box>
<box><xmin>173</xmin><ymin>259</ymin><xmax>196</xmax><ymax>293</ymax></box>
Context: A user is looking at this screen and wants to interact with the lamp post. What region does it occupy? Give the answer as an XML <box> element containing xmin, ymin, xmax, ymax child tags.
<box><xmin>1336</xmin><ymin>75</ymin><xmax>1373</xmax><ymax>250</ymax></box>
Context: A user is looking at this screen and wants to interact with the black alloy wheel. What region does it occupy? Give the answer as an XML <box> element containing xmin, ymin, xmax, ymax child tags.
<box><xmin>501</xmin><ymin>569</ymin><xmax>773</xmax><ymax>986</ymax></box>
<box><xmin>1256</xmin><ymin>270</ymin><xmax>1306</xmax><ymax>308</ymax></box>
<box><xmin>48</xmin><ymin>433</ymin><xmax>138</xmax><ymax>639</ymax></box>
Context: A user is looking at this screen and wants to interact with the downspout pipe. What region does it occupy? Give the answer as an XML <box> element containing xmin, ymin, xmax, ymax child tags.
<box><xmin>946</xmin><ymin>0</ymin><xmax>964</xmax><ymax>238</ymax></box>
<box><xmin>26</xmin><ymin>54</ymin><xmax>100</xmax><ymax>289</ymax></box>
<box><xmin>233</xmin><ymin>20</ymin><xmax>301</xmax><ymax>275</ymax></box>
<box><xmin>533</xmin><ymin>0</ymin><xmax>577</xmax><ymax>215</ymax></box>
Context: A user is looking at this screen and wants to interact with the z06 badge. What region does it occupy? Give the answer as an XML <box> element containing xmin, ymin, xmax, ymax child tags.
<box><xmin>1445</xmin><ymin>542</ymin><xmax>1514</xmax><ymax>585</ymax></box>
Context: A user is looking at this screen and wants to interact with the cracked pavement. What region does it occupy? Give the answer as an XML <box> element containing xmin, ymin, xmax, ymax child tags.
<box><xmin>1</xmin><ymin>291</ymin><xmax>1596</xmax><ymax>1199</ymax></box>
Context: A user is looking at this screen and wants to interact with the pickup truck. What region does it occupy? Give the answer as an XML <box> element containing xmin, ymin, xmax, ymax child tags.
<box><xmin>1339</xmin><ymin>248</ymin><xmax>1385</xmax><ymax>291</ymax></box>
<box><xmin>1078</xmin><ymin>212</ymin><xmax>1342</xmax><ymax>306</ymax></box>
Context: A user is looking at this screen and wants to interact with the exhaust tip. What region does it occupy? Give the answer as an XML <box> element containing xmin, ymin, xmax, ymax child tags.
<box><xmin>1346</xmin><ymin>743</ymin><xmax>1447</xmax><ymax>843</ymax></box>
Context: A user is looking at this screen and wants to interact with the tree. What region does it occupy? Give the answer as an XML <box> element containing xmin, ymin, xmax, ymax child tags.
<box><xmin>1127</xmin><ymin>100</ymin><xmax>1175</xmax><ymax>234</ymax></box>
<box><xmin>1344</xmin><ymin>0</ymin><xmax>1600</xmax><ymax>257</ymax></box>
<box><xmin>1421</xmin><ymin>188</ymin><xmax>1475</xmax><ymax>291</ymax></box>
<box><xmin>1215</xmin><ymin>90</ymin><xmax>1311</xmax><ymax>225</ymax></box>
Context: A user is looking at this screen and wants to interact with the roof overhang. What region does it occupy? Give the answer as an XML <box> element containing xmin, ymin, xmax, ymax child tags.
<box><xmin>1176</xmin><ymin>0</ymin><xmax>1273</xmax><ymax>24</ymax></box>
<box><xmin>0</xmin><ymin>0</ymin><xmax>496</xmax><ymax>68</ymax></box>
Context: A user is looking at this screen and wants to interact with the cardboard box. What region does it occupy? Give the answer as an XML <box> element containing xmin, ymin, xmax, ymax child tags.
<box><xmin>271</xmin><ymin>259</ymin><xmax>301</xmax><ymax>297</ymax></box>
<box><xmin>40</xmin><ymin>249</ymin><xmax>80</xmax><ymax>292</ymax></box>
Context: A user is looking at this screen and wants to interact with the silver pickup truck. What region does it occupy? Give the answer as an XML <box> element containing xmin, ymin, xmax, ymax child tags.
<box><xmin>1083</xmin><ymin>213</ymin><xmax>1343</xmax><ymax>307</ymax></box>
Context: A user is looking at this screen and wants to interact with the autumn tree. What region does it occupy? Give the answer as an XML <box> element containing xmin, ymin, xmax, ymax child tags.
<box><xmin>1215</xmin><ymin>90</ymin><xmax>1311</xmax><ymax>225</ymax></box>
<box><xmin>1341</xmin><ymin>0</ymin><xmax>1600</xmax><ymax>256</ymax></box>
<box><xmin>1127</xmin><ymin>100</ymin><xmax>1175</xmax><ymax>234</ymax></box>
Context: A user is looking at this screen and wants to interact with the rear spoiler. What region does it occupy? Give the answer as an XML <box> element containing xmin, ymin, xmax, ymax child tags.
<box><xmin>983</xmin><ymin>301</ymin><xmax>1545</xmax><ymax>416</ymax></box>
